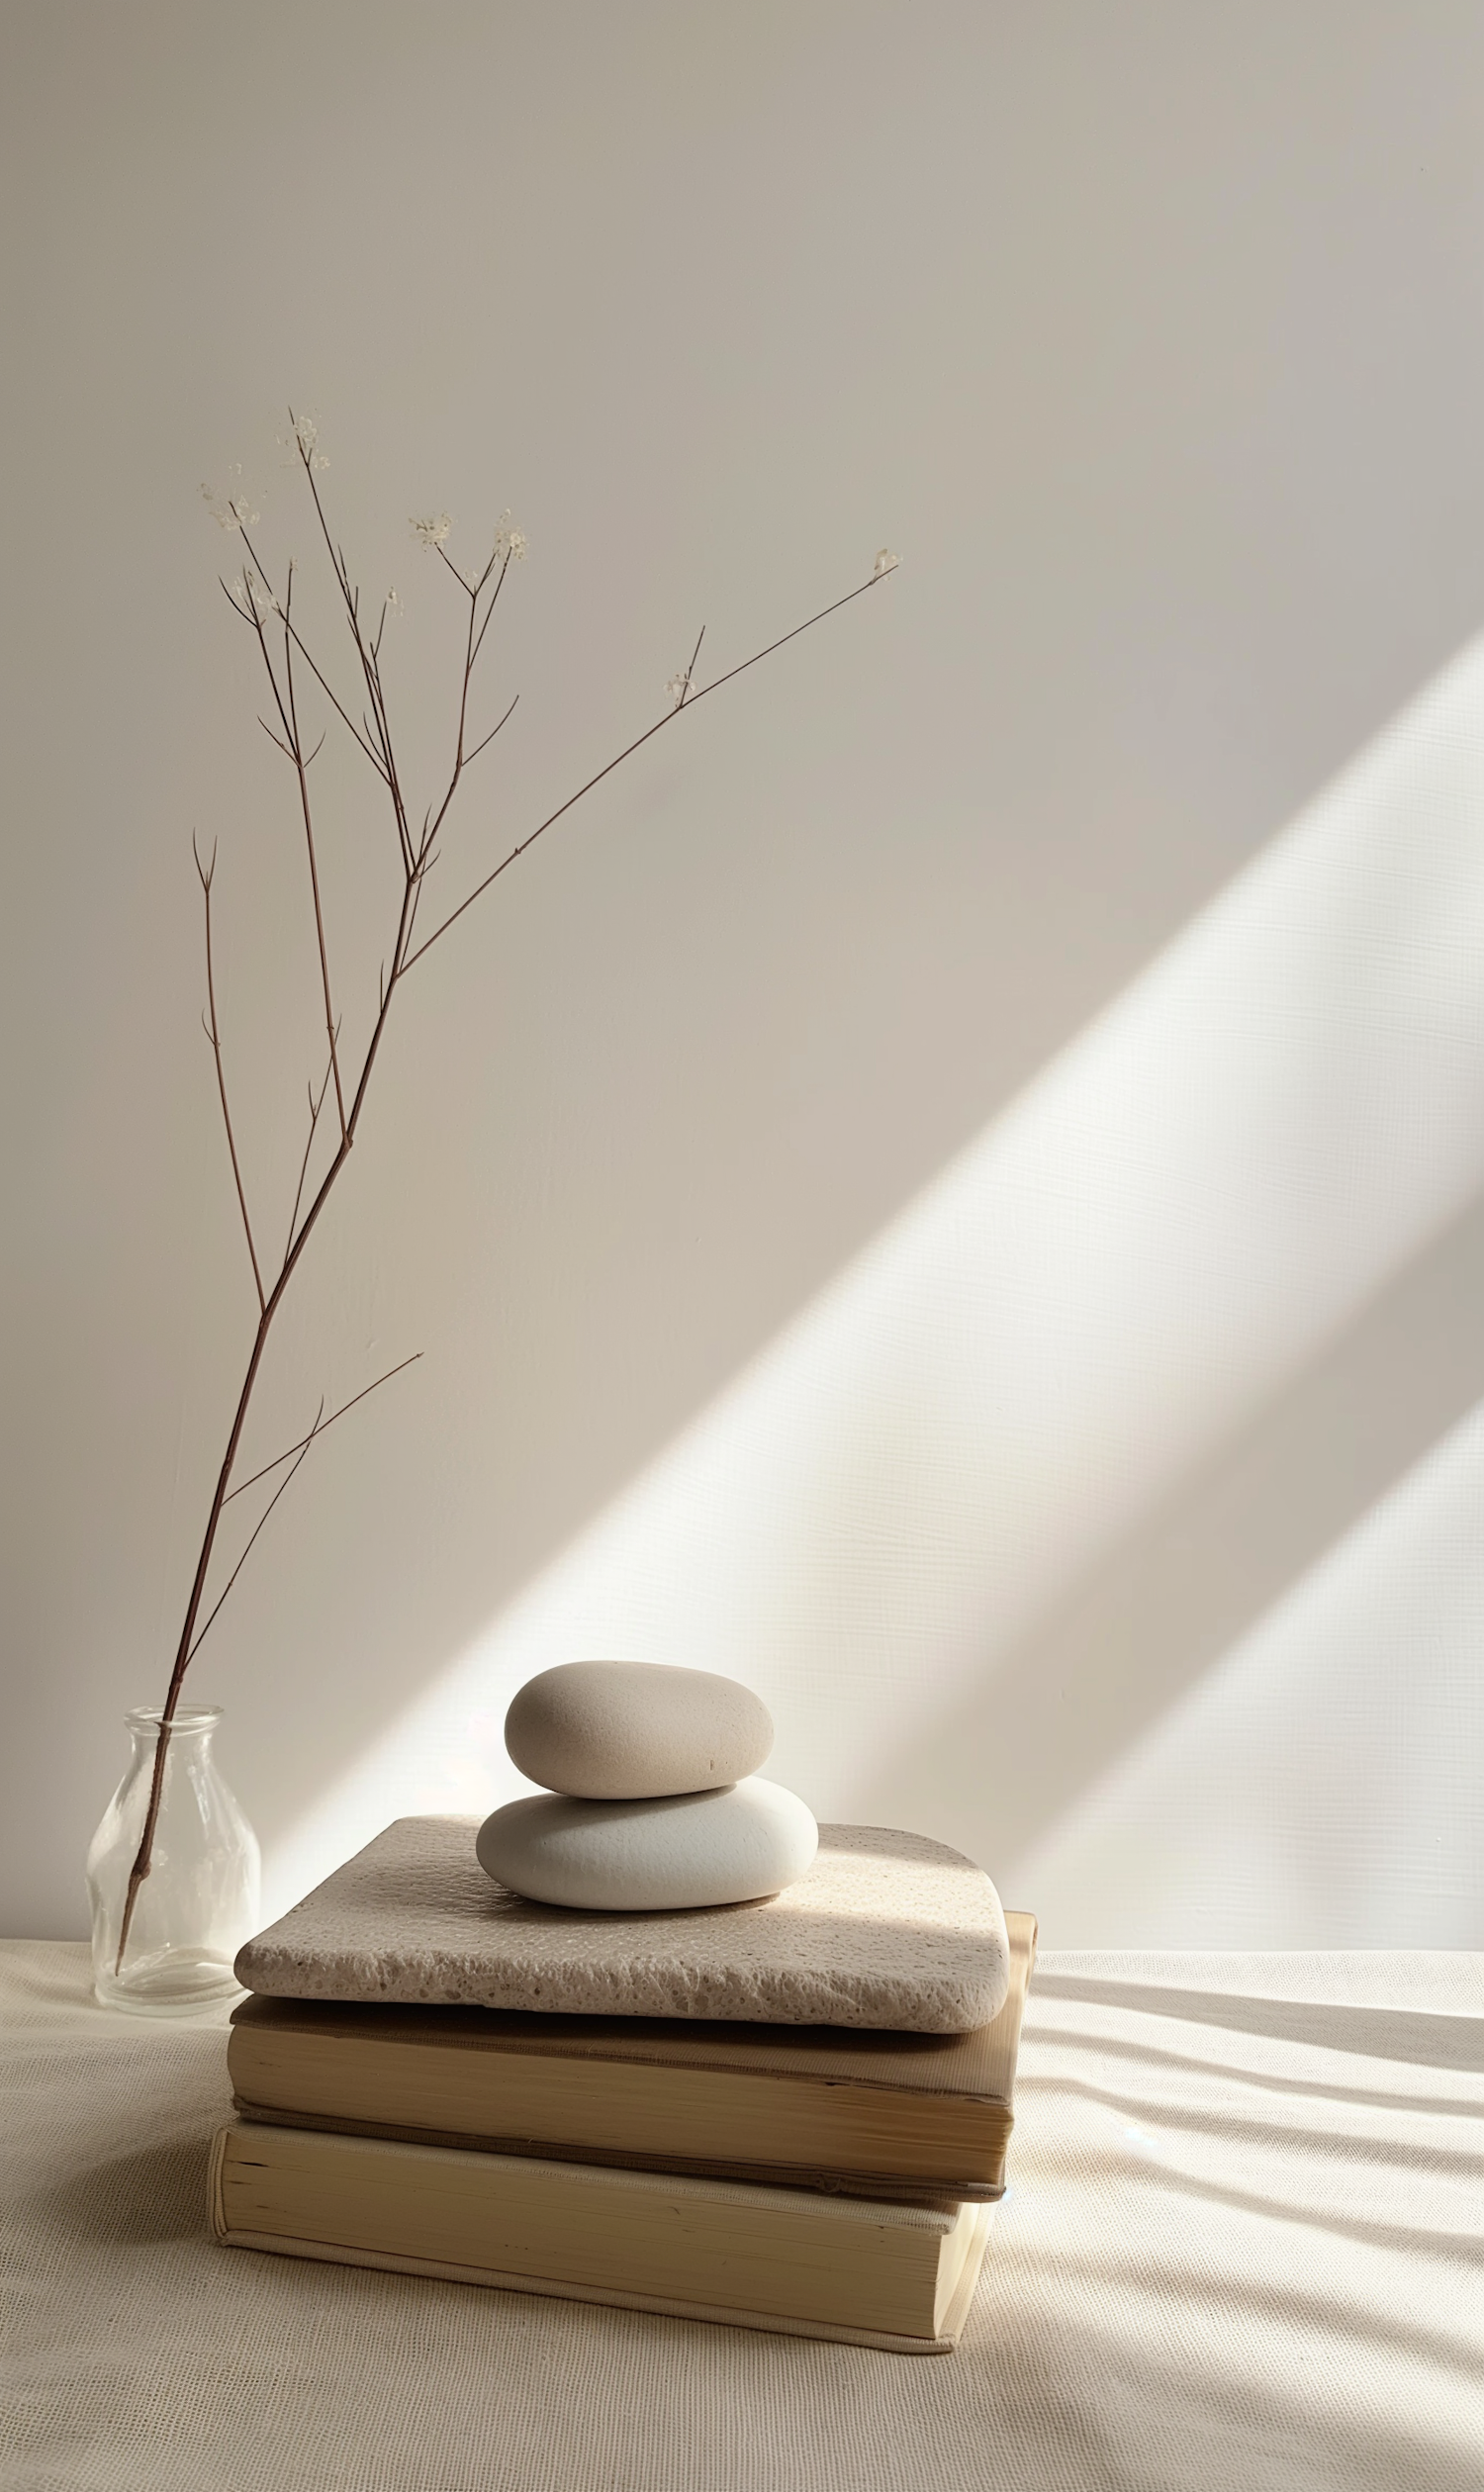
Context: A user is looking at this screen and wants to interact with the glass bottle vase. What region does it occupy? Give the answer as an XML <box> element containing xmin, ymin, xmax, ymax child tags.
<box><xmin>87</xmin><ymin>1705</ymin><xmax>261</xmax><ymax>2015</ymax></box>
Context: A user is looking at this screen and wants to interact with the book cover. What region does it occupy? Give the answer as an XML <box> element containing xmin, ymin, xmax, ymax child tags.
<box><xmin>211</xmin><ymin>2122</ymin><xmax>995</xmax><ymax>2354</ymax></box>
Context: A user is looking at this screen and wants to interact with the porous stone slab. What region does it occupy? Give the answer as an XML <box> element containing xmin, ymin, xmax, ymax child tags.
<box><xmin>476</xmin><ymin>1778</ymin><xmax>818</xmax><ymax>1910</ymax></box>
<box><xmin>235</xmin><ymin>1814</ymin><xmax>1012</xmax><ymax>2033</ymax></box>
<box><xmin>506</xmin><ymin>1660</ymin><xmax>773</xmax><ymax>1800</ymax></box>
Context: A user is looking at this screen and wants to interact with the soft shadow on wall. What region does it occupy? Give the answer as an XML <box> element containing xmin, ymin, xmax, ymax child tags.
<box><xmin>267</xmin><ymin>635</ymin><xmax>1484</xmax><ymax>1945</ymax></box>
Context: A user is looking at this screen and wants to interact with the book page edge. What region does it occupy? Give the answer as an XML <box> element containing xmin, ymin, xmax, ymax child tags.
<box><xmin>219</xmin><ymin>2121</ymin><xmax>960</xmax><ymax>2227</ymax></box>
<box><xmin>227</xmin><ymin>2095</ymin><xmax>1002</xmax><ymax>2204</ymax></box>
<box><xmin>934</xmin><ymin>2199</ymin><xmax>995</xmax><ymax>2346</ymax></box>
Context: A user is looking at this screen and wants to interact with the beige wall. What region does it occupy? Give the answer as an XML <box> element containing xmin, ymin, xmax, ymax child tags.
<box><xmin>5</xmin><ymin>1</ymin><xmax>1484</xmax><ymax>1942</ymax></box>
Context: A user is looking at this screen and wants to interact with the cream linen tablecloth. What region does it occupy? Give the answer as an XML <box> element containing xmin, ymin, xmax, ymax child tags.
<box><xmin>6</xmin><ymin>1940</ymin><xmax>1482</xmax><ymax>2492</ymax></box>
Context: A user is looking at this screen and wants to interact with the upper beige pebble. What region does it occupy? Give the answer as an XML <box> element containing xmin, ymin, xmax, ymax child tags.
<box><xmin>506</xmin><ymin>1660</ymin><xmax>774</xmax><ymax>1800</ymax></box>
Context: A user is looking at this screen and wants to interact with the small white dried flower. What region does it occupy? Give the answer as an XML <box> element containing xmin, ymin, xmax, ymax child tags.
<box><xmin>385</xmin><ymin>589</ymin><xmax>403</xmax><ymax>620</ymax></box>
<box><xmin>665</xmin><ymin>671</ymin><xmax>692</xmax><ymax>711</ymax></box>
<box><xmin>275</xmin><ymin>413</ymin><xmax>329</xmax><ymax>469</ymax></box>
<box><xmin>412</xmin><ymin>512</ymin><xmax>452</xmax><ymax>548</ymax></box>
<box><xmin>229</xmin><ymin>567</ymin><xmax>280</xmax><ymax>620</ymax></box>
<box><xmin>492</xmin><ymin>509</ymin><xmax>528</xmax><ymax>563</ymax></box>
<box><xmin>201</xmin><ymin>467</ymin><xmax>259</xmax><ymax>532</ymax></box>
<box><xmin>872</xmin><ymin>548</ymin><xmax>899</xmax><ymax>579</ymax></box>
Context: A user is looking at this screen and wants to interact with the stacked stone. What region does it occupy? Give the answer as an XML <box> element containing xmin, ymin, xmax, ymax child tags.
<box><xmin>476</xmin><ymin>1661</ymin><xmax>819</xmax><ymax>1911</ymax></box>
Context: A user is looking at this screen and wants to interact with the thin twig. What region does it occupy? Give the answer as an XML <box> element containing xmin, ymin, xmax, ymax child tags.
<box><xmin>223</xmin><ymin>1353</ymin><xmax>423</xmax><ymax>1504</ymax></box>
<box><xmin>237</xmin><ymin>572</ymin><xmax>299</xmax><ymax>773</ymax></box>
<box><xmin>402</xmin><ymin>572</ymin><xmax>886</xmax><ymax>972</ymax></box>
<box><xmin>469</xmin><ymin>548</ymin><xmax>513</xmax><ymax>671</ymax></box>
<box><xmin>282</xmin><ymin>614</ymin><xmax>390</xmax><ymax>779</ymax></box>
<box><xmin>283</xmin><ymin>1041</ymin><xmax>336</xmax><ymax>1269</ymax></box>
<box><xmin>464</xmin><ymin>693</ymin><xmax>519</xmax><ymax>768</ymax></box>
<box><xmin>434</xmin><ymin>541</ymin><xmax>476</xmax><ymax>597</ymax></box>
<box><xmin>294</xmin><ymin>428</ymin><xmax>416</xmax><ymax>875</ymax></box>
<box><xmin>678</xmin><ymin>622</ymin><xmax>706</xmax><ymax>706</ymax></box>
<box><xmin>409</xmin><ymin>542</ymin><xmax>513</xmax><ymax>882</ymax></box>
<box><xmin>282</xmin><ymin>574</ymin><xmax>348</xmax><ymax>1143</ymax></box>
<box><xmin>194</xmin><ymin>835</ymin><xmax>265</xmax><ymax>1313</ymax></box>
<box><xmin>183</xmin><ymin>1402</ymin><xmax>326</xmax><ymax>1667</ymax></box>
<box><xmin>404</xmin><ymin>866</ymin><xmax>428</xmax><ymax>955</ymax></box>
<box><xmin>225</xmin><ymin>549</ymin><xmax>389</xmax><ymax>781</ymax></box>
<box><xmin>414</xmin><ymin>620</ymin><xmax>476</xmax><ymax>873</ymax></box>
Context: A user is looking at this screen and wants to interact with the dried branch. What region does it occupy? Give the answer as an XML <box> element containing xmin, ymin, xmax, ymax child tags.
<box><xmin>223</xmin><ymin>1352</ymin><xmax>423</xmax><ymax>1505</ymax></box>
<box><xmin>293</xmin><ymin>427</ymin><xmax>417</xmax><ymax>876</ymax></box>
<box><xmin>281</xmin><ymin>618</ymin><xmax>390</xmax><ymax>779</ymax></box>
<box><xmin>464</xmin><ymin>694</ymin><xmax>519</xmax><ymax>767</ymax></box>
<box><xmin>413</xmin><ymin>633</ymin><xmax>476</xmax><ymax>876</ymax></box>
<box><xmin>230</xmin><ymin>546</ymin><xmax>389</xmax><ymax>781</ymax></box>
<box><xmin>468</xmin><ymin>547</ymin><xmax>513</xmax><ymax>672</ymax></box>
<box><xmin>402</xmin><ymin>571</ymin><xmax>886</xmax><ymax>973</ymax></box>
<box><xmin>677</xmin><ymin>622</ymin><xmax>706</xmax><ymax>707</ymax></box>
<box><xmin>283</xmin><ymin>1041</ymin><xmax>336</xmax><ymax>1269</ymax></box>
<box><xmin>281</xmin><ymin>573</ymin><xmax>348</xmax><ymax>1143</ymax></box>
<box><xmin>434</xmin><ymin>540</ymin><xmax>476</xmax><ymax>597</ymax></box>
<box><xmin>182</xmin><ymin>1401</ymin><xmax>327</xmax><ymax>1669</ymax></box>
<box><xmin>194</xmin><ymin>835</ymin><xmax>265</xmax><ymax>1314</ymax></box>
<box><xmin>117</xmin><ymin>429</ymin><xmax>896</xmax><ymax>1977</ymax></box>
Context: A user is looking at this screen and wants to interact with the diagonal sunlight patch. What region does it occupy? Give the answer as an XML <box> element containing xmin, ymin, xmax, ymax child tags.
<box><xmin>1009</xmin><ymin>1391</ymin><xmax>1484</xmax><ymax>1947</ymax></box>
<box><xmin>268</xmin><ymin>635</ymin><xmax>1484</xmax><ymax>1928</ymax></box>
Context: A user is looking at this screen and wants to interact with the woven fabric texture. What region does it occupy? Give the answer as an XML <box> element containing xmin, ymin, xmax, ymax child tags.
<box><xmin>7</xmin><ymin>1940</ymin><xmax>1481</xmax><ymax>2491</ymax></box>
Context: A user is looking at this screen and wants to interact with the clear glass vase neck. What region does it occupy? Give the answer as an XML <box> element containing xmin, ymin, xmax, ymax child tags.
<box><xmin>125</xmin><ymin>1704</ymin><xmax>223</xmax><ymax>1740</ymax></box>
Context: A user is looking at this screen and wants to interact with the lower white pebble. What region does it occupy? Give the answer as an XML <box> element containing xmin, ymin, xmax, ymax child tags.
<box><xmin>476</xmin><ymin>1777</ymin><xmax>819</xmax><ymax>1911</ymax></box>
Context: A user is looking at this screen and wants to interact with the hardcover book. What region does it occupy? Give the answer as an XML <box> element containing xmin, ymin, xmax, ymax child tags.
<box><xmin>211</xmin><ymin>2122</ymin><xmax>995</xmax><ymax>2353</ymax></box>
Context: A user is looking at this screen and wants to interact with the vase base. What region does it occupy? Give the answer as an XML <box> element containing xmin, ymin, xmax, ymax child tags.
<box><xmin>94</xmin><ymin>1950</ymin><xmax>244</xmax><ymax>2018</ymax></box>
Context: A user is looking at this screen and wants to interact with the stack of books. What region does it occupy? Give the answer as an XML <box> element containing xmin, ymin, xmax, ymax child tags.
<box><xmin>214</xmin><ymin>1816</ymin><xmax>1036</xmax><ymax>2354</ymax></box>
